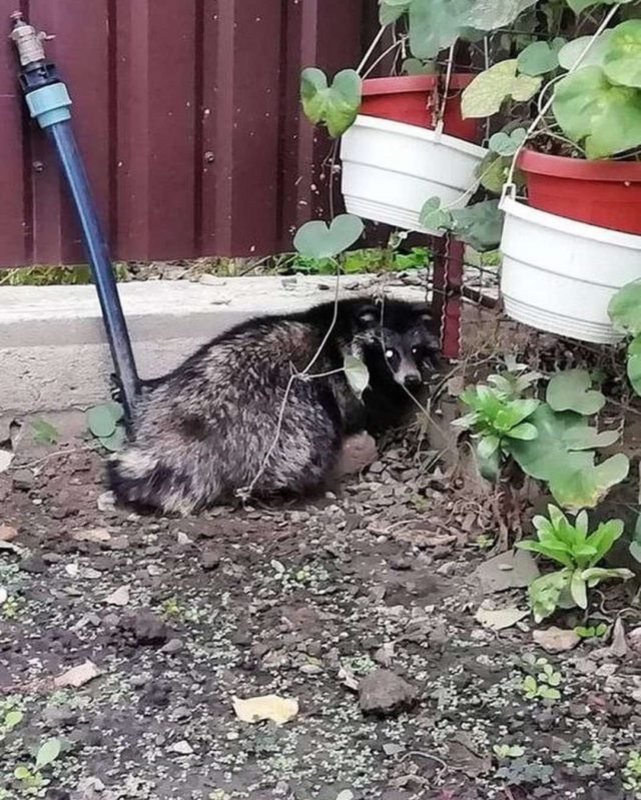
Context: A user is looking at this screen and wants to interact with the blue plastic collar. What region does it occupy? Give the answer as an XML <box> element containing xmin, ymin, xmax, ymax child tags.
<box><xmin>26</xmin><ymin>83</ymin><xmax>72</xmax><ymax>128</ymax></box>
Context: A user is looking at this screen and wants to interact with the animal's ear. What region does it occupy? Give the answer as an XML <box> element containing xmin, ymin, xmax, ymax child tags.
<box><xmin>355</xmin><ymin>302</ymin><xmax>379</xmax><ymax>328</ymax></box>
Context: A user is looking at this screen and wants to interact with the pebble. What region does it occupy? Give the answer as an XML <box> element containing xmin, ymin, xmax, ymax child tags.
<box><xmin>162</xmin><ymin>638</ymin><xmax>184</xmax><ymax>655</ymax></box>
<box><xmin>200</xmin><ymin>549</ymin><xmax>221</xmax><ymax>571</ymax></box>
<box><xmin>20</xmin><ymin>554</ymin><xmax>47</xmax><ymax>574</ymax></box>
<box><xmin>12</xmin><ymin>469</ymin><xmax>34</xmax><ymax>491</ymax></box>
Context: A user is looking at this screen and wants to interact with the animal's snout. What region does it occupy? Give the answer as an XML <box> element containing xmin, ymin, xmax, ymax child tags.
<box><xmin>403</xmin><ymin>372</ymin><xmax>422</xmax><ymax>388</ymax></box>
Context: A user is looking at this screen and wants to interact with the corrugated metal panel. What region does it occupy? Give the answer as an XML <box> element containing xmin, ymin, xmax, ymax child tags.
<box><xmin>0</xmin><ymin>0</ymin><xmax>375</xmax><ymax>267</ymax></box>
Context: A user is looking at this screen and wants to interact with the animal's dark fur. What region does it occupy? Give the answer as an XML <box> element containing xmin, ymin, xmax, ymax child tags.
<box><xmin>108</xmin><ymin>297</ymin><xmax>440</xmax><ymax>514</ymax></box>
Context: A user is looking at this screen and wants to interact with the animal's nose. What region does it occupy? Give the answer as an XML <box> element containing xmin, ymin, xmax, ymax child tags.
<box><xmin>404</xmin><ymin>373</ymin><xmax>422</xmax><ymax>388</ymax></box>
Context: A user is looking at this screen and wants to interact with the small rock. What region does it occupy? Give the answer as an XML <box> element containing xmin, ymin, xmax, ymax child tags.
<box><xmin>358</xmin><ymin>669</ymin><xmax>417</xmax><ymax>716</ymax></box>
<box><xmin>105</xmin><ymin>584</ymin><xmax>130</xmax><ymax>607</ymax></box>
<box><xmin>200</xmin><ymin>549</ymin><xmax>221</xmax><ymax>571</ymax></box>
<box><xmin>55</xmin><ymin>660</ymin><xmax>102</xmax><ymax>689</ymax></box>
<box><xmin>170</xmin><ymin>740</ymin><xmax>194</xmax><ymax>755</ymax></box>
<box><xmin>374</xmin><ymin>642</ymin><xmax>395</xmax><ymax>668</ymax></box>
<box><xmin>20</xmin><ymin>554</ymin><xmax>47</xmax><ymax>574</ymax></box>
<box><xmin>44</xmin><ymin>705</ymin><xmax>78</xmax><ymax>728</ymax></box>
<box><xmin>119</xmin><ymin>610</ymin><xmax>169</xmax><ymax>646</ymax></box>
<box><xmin>389</xmin><ymin>556</ymin><xmax>412</xmax><ymax>572</ymax></box>
<box><xmin>0</xmin><ymin>524</ymin><xmax>18</xmax><ymax>542</ymax></box>
<box><xmin>12</xmin><ymin>469</ymin><xmax>34</xmax><ymax>491</ymax></box>
<box><xmin>176</xmin><ymin>531</ymin><xmax>192</xmax><ymax>546</ymax></box>
<box><xmin>97</xmin><ymin>491</ymin><xmax>116</xmax><ymax>512</ymax></box>
<box><xmin>162</xmin><ymin>638</ymin><xmax>184</xmax><ymax>655</ymax></box>
<box><xmin>533</xmin><ymin>626</ymin><xmax>580</xmax><ymax>654</ymax></box>
<box><xmin>569</xmin><ymin>702</ymin><xmax>590</xmax><ymax>720</ymax></box>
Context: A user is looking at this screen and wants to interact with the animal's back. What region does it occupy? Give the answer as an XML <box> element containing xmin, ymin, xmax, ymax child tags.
<box><xmin>109</xmin><ymin>316</ymin><xmax>345</xmax><ymax>514</ymax></box>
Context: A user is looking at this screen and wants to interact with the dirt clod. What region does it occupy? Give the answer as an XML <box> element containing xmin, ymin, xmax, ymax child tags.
<box><xmin>358</xmin><ymin>669</ymin><xmax>418</xmax><ymax>716</ymax></box>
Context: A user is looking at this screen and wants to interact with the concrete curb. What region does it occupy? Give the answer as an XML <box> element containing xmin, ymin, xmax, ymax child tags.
<box><xmin>0</xmin><ymin>275</ymin><xmax>427</xmax><ymax>414</ymax></box>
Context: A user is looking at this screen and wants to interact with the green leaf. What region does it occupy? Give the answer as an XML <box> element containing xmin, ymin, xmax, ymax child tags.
<box><xmin>344</xmin><ymin>355</ymin><xmax>370</xmax><ymax>398</ymax></box>
<box><xmin>630</xmin><ymin>541</ymin><xmax>641</xmax><ymax>564</ymax></box>
<box><xmin>627</xmin><ymin>341</ymin><xmax>641</xmax><ymax>397</ymax></box>
<box><xmin>87</xmin><ymin>405</ymin><xmax>117</xmax><ymax>439</ymax></box>
<box><xmin>31</xmin><ymin>419</ymin><xmax>60</xmax><ymax>446</ymax></box>
<box><xmin>558</xmin><ymin>31</ymin><xmax>613</xmax><ymax>71</ymax></box>
<box><xmin>402</xmin><ymin>57</ymin><xmax>436</xmax><ymax>76</ymax></box>
<box><xmin>450</xmin><ymin>200</ymin><xmax>504</xmax><ymax>252</ymax></box>
<box><xmin>4</xmin><ymin>710</ymin><xmax>23</xmax><ymax>730</ymax></box>
<box><xmin>506</xmin><ymin>422</ymin><xmax>538</xmax><ymax>440</ymax></box>
<box><xmin>553</xmin><ymin>66</ymin><xmax>641</xmax><ymax>159</ymax></box>
<box><xmin>581</xmin><ymin>566</ymin><xmax>634</xmax><ymax>586</ymax></box>
<box><xmin>603</xmin><ymin>20</ymin><xmax>641</xmax><ymax>88</ymax></box>
<box><xmin>99</xmin><ymin>427</ymin><xmax>126</xmax><ymax>453</ymax></box>
<box><xmin>477</xmin><ymin>445</ymin><xmax>501</xmax><ymax>483</ymax></box>
<box><xmin>548</xmin><ymin>452</ymin><xmax>630</xmax><ymax>512</ymax></box>
<box><xmin>529</xmin><ymin>570</ymin><xmax>572</xmax><ymax>622</ymax></box>
<box><xmin>517</xmin><ymin>41</ymin><xmax>561</xmax><ymax>76</ymax></box>
<box><xmin>538</xmin><ymin>686</ymin><xmax>561</xmax><ymax>701</ymax></box>
<box><xmin>609</xmin><ymin>281</ymin><xmax>641</xmax><ymax>335</ymax></box>
<box><xmin>294</xmin><ymin>215</ymin><xmax>364</xmax><ymax>260</ymax></box>
<box><xmin>522</xmin><ymin>675</ymin><xmax>538</xmax><ymax>696</ymax></box>
<box><xmin>379</xmin><ymin>0</ymin><xmax>412</xmax><ymax>24</ymax></box>
<box><xmin>36</xmin><ymin>737</ymin><xmax>61</xmax><ymax>769</ymax></box>
<box><xmin>408</xmin><ymin>0</ymin><xmax>475</xmax><ymax>60</ymax></box>
<box><xmin>546</xmin><ymin>369</ymin><xmax>605</xmax><ymax>415</ymax></box>
<box><xmin>489</xmin><ymin>128</ymin><xmax>527</xmax><ymax>156</ymax></box>
<box><xmin>462</xmin><ymin>60</ymin><xmax>542</xmax><ymax>118</ymax></box>
<box><xmin>570</xmin><ymin>569</ymin><xmax>588</xmax><ymax>608</ymax></box>
<box><xmin>14</xmin><ymin>766</ymin><xmax>32</xmax><ymax>781</ymax></box>
<box><xmin>517</xmin><ymin>539</ymin><xmax>575</xmax><ymax>568</ymax></box>
<box><xmin>300</xmin><ymin>68</ymin><xmax>362</xmax><ymax>138</ymax></box>
<box><xmin>477</xmin><ymin>435</ymin><xmax>500</xmax><ymax>461</ymax></box>
<box><xmin>467</xmin><ymin>0</ymin><xmax>538</xmax><ymax>30</ymax></box>
<box><xmin>419</xmin><ymin>197</ymin><xmax>452</xmax><ymax>232</ymax></box>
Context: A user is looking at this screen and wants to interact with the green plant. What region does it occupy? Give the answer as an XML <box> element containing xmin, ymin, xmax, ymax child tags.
<box><xmin>86</xmin><ymin>403</ymin><xmax>125</xmax><ymax>452</ymax></box>
<box><xmin>609</xmin><ymin>280</ymin><xmax>641</xmax><ymax>397</ymax></box>
<box><xmin>454</xmin><ymin>367</ymin><xmax>628</xmax><ymax>510</ymax></box>
<box><xmin>494</xmin><ymin>744</ymin><xmax>526</xmax><ymax>759</ymax></box>
<box><xmin>522</xmin><ymin>657</ymin><xmax>562</xmax><ymax>701</ymax></box>
<box><xmin>14</xmin><ymin>737</ymin><xmax>61</xmax><ymax>796</ymax></box>
<box><xmin>623</xmin><ymin>751</ymin><xmax>641</xmax><ymax>794</ymax></box>
<box><xmin>31</xmin><ymin>419</ymin><xmax>59</xmax><ymax>446</ymax></box>
<box><xmin>574</xmin><ymin>622</ymin><xmax>608</xmax><ymax>639</ymax></box>
<box><xmin>517</xmin><ymin>505</ymin><xmax>633</xmax><ymax>621</ymax></box>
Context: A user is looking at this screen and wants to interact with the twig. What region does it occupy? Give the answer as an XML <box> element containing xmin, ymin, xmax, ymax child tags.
<box><xmin>9</xmin><ymin>445</ymin><xmax>96</xmax><ymax>472</ymax></box>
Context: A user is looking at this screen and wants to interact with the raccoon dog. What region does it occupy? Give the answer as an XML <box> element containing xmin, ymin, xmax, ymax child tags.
<box><xmin>108</xmin><ymin>297</ymin><xmax>440</xmax><ymax>515</ymax></box>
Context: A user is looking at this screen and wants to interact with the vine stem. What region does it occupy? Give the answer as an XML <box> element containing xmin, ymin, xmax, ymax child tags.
<box><xmin>357</xmin><ymin>25</ymin><xmax>387</xmax><ymax>75</ymax></box>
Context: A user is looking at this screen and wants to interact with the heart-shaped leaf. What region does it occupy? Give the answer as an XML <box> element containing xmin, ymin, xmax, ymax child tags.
<box><xmin>450</xmin><ymin>200</ymin><xmax>504</xmax><ymax>252</ymax></box>
<box><xmin>629</xmin><ymin>540</ymin><xmax>641</xmax><ymax>564</ymax></box>
<box><xmin>558</xmin><ymin>31</ymin><xmax>613</xmax><ymax>70</ymax></box>
<box><xmin>87</xmin><ymin>405</ymin><xmax>118</xmax><ymax>439</ymax></box>
<box><xmin>489</xmin><ymin>128</ymin><xmax>527</xmax><ymax>156</ymax></box>
<box><xmin>466</xmin><ymin>0</ymin><xmax>538</xmax><ymax>30</ymax></box>
<box><xmin>462</xmin><ymin>60</ymin><xmax>542</xmax><ymax>118</ymax></box>
<box><xmin>300</xmin><ymin>68</ymin><xmax>362</xmax><ymax>138</ymax></box>
<box><xmin>419</xmin><ymin>197</ymin><xmax>452</xmax><ymax>232</ymax></box>
<box><xmin>402</xmin><ymin>57</ymin><xmax>436</xmax><ymax>76</ymax></box>
<box><xmin>100</xmin><ymin>427</ymin><xmax>126</xmax><ymax>453</ymax></box>
<box><xmin>627</xmin><ymin>335</ymin><xmax>641</xmax><ymax>396</ymax></box>
<box><xmin>294</xmin><ymin>215</ymin><xmax>364</xmax><ymax>260</ymax></box>
<box><xmin>518</xmin><ymin>40</ymin><xmax>563</xmax><ymax>76</ymax></box>
<box><xmin>603</xmin><ymin>20</ymin><xmax>641</xmax><ymax>88</ymax></box>
<box><xmin>553</xmin><ymin>66</ymin><xmax>641</xmax><ymax>158</ymax></box>
<box><xmin>547</xmin><ymin>452</ymin><xmax>630</xmax><ymax>512</ymax></box>
<box><xmin>609</xmin><ymin>280</ymin><xmax>641</xmax><ymax>335</ymax></box>
<box><xmin>344</xmin><ymin>355</ymin><xmax>370</xmax><ymax>398</ymax></box>
<box><xmin>546</xmin><ymin>369</ymin><xmax>605</xmax><ymax>415</ymax></box>
<box><xmin>32</xmin><ymin>419</ymin><xmax>60</xmax><ymax>446</ymax></box>
<box><xmin>379</xmin><ymin>0</ymin><xmax>412</xmax><ymax>25</ymax></box>
<box><xmin>408</xmin><ymin>0</ymin><xmax>476</xmax><ymax>59</ymax></box>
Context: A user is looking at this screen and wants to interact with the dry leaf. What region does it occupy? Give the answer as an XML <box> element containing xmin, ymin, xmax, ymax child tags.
<box><xmin>533</xmin><ymin>626</ymin><xmax>580</xmax><ymax>654</ymax></box>
<box><xmin>232</xmin><ymin>694</ymin><xmax>298</xmax><ymax>725</ymax></box>
<box><xmin>54</xmin><ymin>660</ymin><xmax>101</xmax><ymax>688</ymax></box>
<box><xmin>72</xmin><ymin>527</ymin><xmax>112</xmax><ymax>544</ymax></box>
<box><xmin>475</xmin><ymin>605</ymin><xmax>529</xmax><ymax>631</ymax></box>
<box><xmin>475</xmin><ymin>549</ymin><xmax>539</xmax><ymax>594</ymax></box>
<box><xmin>105</xmin><ymin>584</ymin><xmax>130</xmax><ymax>606</ymax></box>
<box><xmin>338</xmin><ymin>665</ymin><xmax>360</xmax><ymax>692</ymax></box>
<box><xmin>0</xmin><ymin>525</ymin><xmax>17</xmax><ymax>542</ymax></box>
<box><xmin>609</xmin><ymin>618</ymin><xmax>628</xmax><ymax>658</ymax></box>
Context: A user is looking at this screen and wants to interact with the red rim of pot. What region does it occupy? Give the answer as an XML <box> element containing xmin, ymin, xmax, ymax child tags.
<box><xmin>518</xmin><ymin>148</ymin><xmax>641</xmax><ymax>180</ymax></box>
<box><xmin>362</xmin><ymin>73</ymin><xmax>474</xmax><ymax>96</ymax></box>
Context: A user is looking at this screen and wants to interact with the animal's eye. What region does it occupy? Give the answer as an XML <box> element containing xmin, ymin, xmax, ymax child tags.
<box><xmin>411</xmin><ymin>346</ymin><xmax>418</xmax><ymax>355</ymax></box>
<box><xmin>385</xmin><ymin>349</ymin><xmax>394</xmax><ymax>359</ymax></box>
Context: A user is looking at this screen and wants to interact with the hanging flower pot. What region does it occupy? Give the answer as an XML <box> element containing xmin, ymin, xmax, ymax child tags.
<box><xmin>340</xmin><ymin>115</ymin><xmax>487</xmax><ymax>234</ymax></box>
<box><xmin>518</xmin><ymin>150</ymin><xmax>641</xmax><ymax>236</ymax></box>
<box><xmin>360</xmin><ymin>74</ymin><xmax>480</xmax><ymax>143</ymax></box>
<box><xmin>500</xmin><ymin>195</ymin><xmax>641</xmax><ymax>344</ymax></box>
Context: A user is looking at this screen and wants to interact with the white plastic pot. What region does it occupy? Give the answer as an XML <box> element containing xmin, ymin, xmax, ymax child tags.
<box><xmin>500</xmin><ymin>196</ymin><xmax>641</xmax><ymax>344</ymax></box>
<box><xmin>340</xmin><ymin>115</ymin><xmax>487</xmax><ymax>234</ymax></box>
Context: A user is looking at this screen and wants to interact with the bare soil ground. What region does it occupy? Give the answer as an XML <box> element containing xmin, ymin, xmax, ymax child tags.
<box><xmin>1</xmin><ymin>414</ymin><xmax>640</xmax><ymax>800</ymax></box>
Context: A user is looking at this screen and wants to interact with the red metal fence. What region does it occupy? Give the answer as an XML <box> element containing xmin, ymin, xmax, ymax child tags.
<box><xmin>0</xmin><ymin>0</ymin><xmax>377</xmax><ymax>267</ymax></box>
